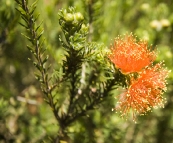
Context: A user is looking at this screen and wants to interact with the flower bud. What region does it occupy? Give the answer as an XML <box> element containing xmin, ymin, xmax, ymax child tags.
<box><xmin>74</xmin><ymin>12</ymin><xmax>84</xmax><ymax>21</ymax></box>
<box><xmin>81</xmin><ymin>24</ymin><xmax>89</xmax><ymax>32</ymax></box>
<box><xmin>64</xmin><ymin>13</ymin><xmax>74</xmax><ymax>23</ymax></box>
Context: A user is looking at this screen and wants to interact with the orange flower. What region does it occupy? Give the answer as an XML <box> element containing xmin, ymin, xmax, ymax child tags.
<box><xmin>108</xmin><ymin>34</ymin><xmax>156</xmax><ymax>74</ymax></box>
<box><xmin>114</xmin><ymin>63</ymin><xmax>169</xmax><ymax>120</ymax></box>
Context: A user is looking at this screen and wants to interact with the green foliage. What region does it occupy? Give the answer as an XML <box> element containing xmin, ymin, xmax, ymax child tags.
<box><xmin>0</xmin><ymin>98</ymin><xmax>8</xmax><ymax>119</ymax></box>
<box><xmin>14</xmin><ymin>1</ymin><xmax>122</xmax><ymax>142</ymax></box>
<box><xmin>0</xmin><ymin>0</ymin><xmax>173</xmax><ymax>143</ymax></box>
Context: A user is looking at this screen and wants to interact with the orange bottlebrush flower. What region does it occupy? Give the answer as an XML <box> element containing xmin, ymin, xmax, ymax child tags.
<box><xmin>108</xmin><ymin>34</ymin><xmax>156</xmax><ymax>74</ymax></box>
<box><xmin>114</xmin><ymin>63</ymin><xmax>169</xmax><ymax>120</ymax></box>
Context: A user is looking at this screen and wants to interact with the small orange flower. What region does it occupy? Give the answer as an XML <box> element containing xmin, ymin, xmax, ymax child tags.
<box><xmin>114</xmin><ymin>63</ymin><xmax>169</xmax><ymax>120</ymax></box>
<box><xmin>108</xmin><ymin>34</ymin><xmax>156</xmax><ymax>74</ymax></box>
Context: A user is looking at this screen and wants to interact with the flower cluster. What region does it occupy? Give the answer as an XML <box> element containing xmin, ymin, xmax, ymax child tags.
<box><xmin>108</xmin><ymin>35</ymin><xmax>156</xmax><ymax>74</ymax></box>
<box><xmin>109</xmin><ymin>34</ymin><xmax>169</xmax><ymax>120</ymax></box>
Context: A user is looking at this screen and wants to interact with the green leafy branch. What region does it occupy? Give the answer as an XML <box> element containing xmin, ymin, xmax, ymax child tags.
<box><xmin>57</xmin><ymin>7</ymin><xmax>122</xmax><ymax>128</ymax></box>
<box><xmin>15</xmin><ymin>0</ymin><xmax>61</xmax><ymax>122</ymax></box>
<box><xmin>15</xmin><ymin>1</ymin><xmax>124</xmax><ymax>142</ymax></box>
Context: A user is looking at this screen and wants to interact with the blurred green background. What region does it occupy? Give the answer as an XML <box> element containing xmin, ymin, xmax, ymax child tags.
<box><xmin>0</xmin><ymin>0</ymin><xmax>173</xmax><ymax>142</ymax></box>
